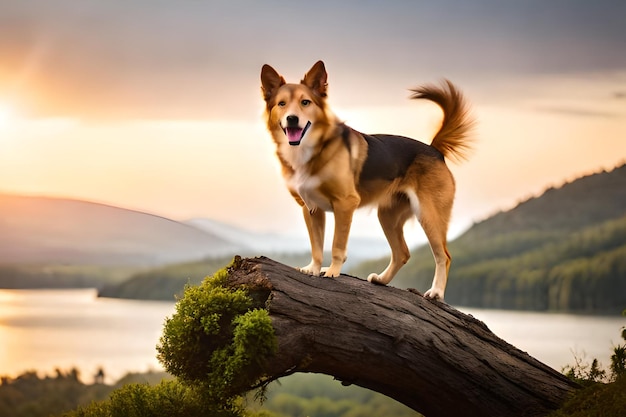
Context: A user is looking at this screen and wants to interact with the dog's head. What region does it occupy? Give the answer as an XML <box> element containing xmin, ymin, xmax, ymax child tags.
<box><xmin>261</xmin><ymin>61</ymin><xmax>329</xmax><ymax>146</ymax></box>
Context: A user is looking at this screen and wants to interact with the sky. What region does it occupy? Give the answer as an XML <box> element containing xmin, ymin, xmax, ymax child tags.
<box><xmin>1</xmin><ymin>0</ymin><xmax>625</xmax><ymax>246</ymax></box>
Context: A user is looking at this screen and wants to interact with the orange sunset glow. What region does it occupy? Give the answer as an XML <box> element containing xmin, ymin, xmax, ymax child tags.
<box><xmin>0</xmin><ymin>1</ymin><xmax>625</xmax><ymax>241</ymax></box>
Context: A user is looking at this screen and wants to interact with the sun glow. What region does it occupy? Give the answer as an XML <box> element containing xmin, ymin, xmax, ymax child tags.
<box><xmin>0</xmin><ymin>101</ymin><xmax>15</xmax><ymax>129</ymax></box>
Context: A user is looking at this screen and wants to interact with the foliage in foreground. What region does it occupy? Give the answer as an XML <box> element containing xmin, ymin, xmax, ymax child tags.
<box><xmin>0</xmin><ymin>369</ymin><xmax>164</xmax><ymax>417</ymax></box>
<box><xmin>156</xmin><ymin>259</ymin><xmax>278</xmax><ymax>389</ymax></box>
<box><xmin>61</xmin><ymin>258</ymin><xmax>279</xmax><ymax>417</ymax></box>
<box><xmin>63</xmin><ymin>379</ymin><xmax>276</xmax><ymax>417</ymax></box>
<box><xmin>547</xmin><ymin>376</ymin><xmax>626</xmax><ymax>417</ymax></box>
<box><xmin>1</xmin><ymin>370</ymin><xmax>420</xmax><ymax>417</ymax></box>
<box><xmin>253</xmin><ymin>373</ymin><xmax>420</xmax><ymax>417</ymax></box>
<box><xmin>156</xmin><ymin>258</ymin><xmax>277</xmax><ymax>414</ymax></box>
<box><xmin>548</xmin><ymin>310</ymin><xmax>626</xmax><ymax>416</ymax></box>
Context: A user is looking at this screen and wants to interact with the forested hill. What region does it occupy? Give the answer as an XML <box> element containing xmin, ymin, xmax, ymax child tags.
<box><xmin>466</xmin><ymin>163</ymin><xmax>626</xmax><ymax>238</ymax></box>
<box><xmin>350</xmin><ymin>163</ymin><xmax>626</xmax><ymax>313</ymax></box>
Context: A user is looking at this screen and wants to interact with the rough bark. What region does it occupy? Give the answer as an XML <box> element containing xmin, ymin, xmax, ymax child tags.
<box><xmin>226</xmin><ymin>256</ymin><xmax>578</xmax><ymax>417</ymax></box>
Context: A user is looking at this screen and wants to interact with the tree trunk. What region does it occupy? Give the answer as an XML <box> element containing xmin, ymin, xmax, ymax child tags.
<box><xmin>227</xmin><ymin>256</ymin><xmax>578</xmax><ymax>417</ymax></box>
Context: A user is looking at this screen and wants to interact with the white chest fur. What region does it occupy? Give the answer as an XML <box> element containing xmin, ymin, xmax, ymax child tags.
<box><xmin>289</xmin><ymin>172</ymin><xmax>328</xmax><ymax>212</ymax></box>
<box><xmin>280</xmin><ymin>144</ymin><xmax>332</xmax><ymax>212</ymax></box>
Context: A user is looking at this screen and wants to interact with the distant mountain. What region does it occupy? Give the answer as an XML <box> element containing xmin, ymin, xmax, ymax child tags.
<box><xmin>350</xmin><ymin>163</ymin><xmax>626</xmax><ymax>313</ymax></box>
<box><xmin>185</xmin><ymin>218</ymin><xmax>308</xmax><ymax>254</ymax></box>
<box><xmin>185</xmin><ymin>218</ymin><xmax>391</xmax><ymax>266</ymax></box>
<box><xmin>0</xmin><ymin>194</ymin><xmax>238</xmax><ymax>266</ymax></box>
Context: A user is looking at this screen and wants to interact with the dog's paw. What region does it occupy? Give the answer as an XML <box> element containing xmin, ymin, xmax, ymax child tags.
<box><xmin>424</xmin><ymin>287</ymin><xmax>445</xmax><ymax>301</ymax></box>
<box><xmin>322</xmin><ymin>265</ymin><xmax>341</xmax><ymax>278</ymax></box>
<box><xmin>367</xmin><ymin>273</ymin><xmax>386</xmax><ymax>285</ymax></box>
<box><xmin>299</xmin><ymin>262</ymin><xmax>321</xmax><ymax>276</ymax></box>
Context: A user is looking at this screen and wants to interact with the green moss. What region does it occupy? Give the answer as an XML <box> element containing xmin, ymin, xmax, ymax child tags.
<box><xmin>547</xmin><ymin>376</ymin><xmax>626</xmax><ymax>417</ymax></box>
<box><xmin>550</xmin><ymin>313</ymin><xmax>626</xmax><ymax>416</ymax></box>
<box><xmin>156</xmin><ymin>258</ymin><xmax>277</xmax><ymax>405</ymax></box>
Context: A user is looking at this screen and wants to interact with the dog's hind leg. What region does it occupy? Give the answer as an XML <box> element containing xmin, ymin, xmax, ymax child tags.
<box><xmin>300</xmin><ymin>206</ymin><xmax>325</xmax><ymax>276</ymax></box>
<box><xmin>367</xmin><ymin>196</ymin><xmax>413</xmax><ymax>285</ymax></box>
<box><xmin>418</xmin><ymin>189</ymin><xmax>453</xmax><ymax>301</ymax></box>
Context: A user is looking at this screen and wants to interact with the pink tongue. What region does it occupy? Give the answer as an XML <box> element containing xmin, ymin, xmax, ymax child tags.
<box><xmin>286</xmin><ymin>127</ymin><xmax>303</xmax><ymax>143</ymax></box>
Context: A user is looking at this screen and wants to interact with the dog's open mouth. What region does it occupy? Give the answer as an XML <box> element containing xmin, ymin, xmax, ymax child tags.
<box><xmin>284</xmin><ymin>121</ymin><xmax>311</xmax><ymax>146</ymax></box>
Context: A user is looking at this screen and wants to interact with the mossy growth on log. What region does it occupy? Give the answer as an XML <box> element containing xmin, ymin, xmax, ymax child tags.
<box><xmin>157</xmin><ymin>256</ymin><xmax>277</xmax><ymax>405</ymax></box>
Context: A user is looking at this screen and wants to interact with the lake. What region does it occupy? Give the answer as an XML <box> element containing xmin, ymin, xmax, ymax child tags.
<box><xmin>0</xmin><ymin>288</ymin><xmax>174</xmax><ymax>384</ymax></box>
<box><xmin>0</xmin><ymin>289</ymin><xmax>624</xmax><ymax>384</ymax></box>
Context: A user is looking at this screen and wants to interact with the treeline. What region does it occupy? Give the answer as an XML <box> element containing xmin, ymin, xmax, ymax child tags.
<box><xmin>0</xmin><ymin>264</ymin><xmax>133</xmax><ymax>289</ymax></box>
<box><xmin>451</xmin><ymin>215</ymin><xmax>626</xmax><ymax>311</ymax></box>
<box><xmin>350</xmin><ymin>164</ymin><xmax>626</xmax><ymax>313</ymax></box>
<box><xmin>263</xmin><ymin>393</ymin><xmax>414</xmax><ymax>417</ymax></box>
<box><xmin>97</xmin><ymin>252</ymin><xmax>315</xmax><ymax>301</ymax></box>
<box><xmin>97</xmin><ymin>257</ymin><xmax>233</xmax><ymax>301</ymax></box>
<box><xmin>0</xmin><ymin>369</ymin><xmax>418</xmax><ymax>417</ymax></box>
<box><xmin>255</xmin><ymin>374</ymin><xmax>419</xmax><ymax>417</ymax></box>
<box><xmin>0</xmin><ymin>369</ymin><xmax>165</xmax><ymax>417</ymax></box>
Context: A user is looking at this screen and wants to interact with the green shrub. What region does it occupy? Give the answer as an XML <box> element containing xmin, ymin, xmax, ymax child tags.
<box><xmin>550</xmin><ymin>313</ymin><xmax>626</xmax><ymax>416</ymax></box>
<box><xmin>547</xmin><ymin>377</ymin><xmax>626</xmax><ymax>417</ymax></box>
<box><xmin>156</xmin><ymin>260</ymin><xmax>277</xmax><ymax>407</ymax></box>
<box><xmin>62</xmin><ymin>379</ymin><xmax>254</xmax><ymax>417</ymax></box>
<box><xmin>65</xmin><ymin>259</ymin><xmax>279</xmax><ymax>417</ymax></box>
<box><xmin>609</xmin><ymin>309</ymin><xmax>626</xmax><ymax>380</ymax></box>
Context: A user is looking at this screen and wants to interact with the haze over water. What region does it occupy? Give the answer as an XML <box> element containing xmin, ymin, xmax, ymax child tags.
<box><xmin>1</xmin><ymin>289</ymin><xmax>623</xmax><ymax>384</ymax></box>
<box><xmin>0</xmin><ymin>289</ymin><xmax>173</xmax><ymax>383</ymax></box>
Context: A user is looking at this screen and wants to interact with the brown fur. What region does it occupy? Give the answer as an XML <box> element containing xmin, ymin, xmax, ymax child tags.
<box><xmin>260</xmin><ymin>61</ymin><xmax>474</xmax><ymax>300</ymax></box>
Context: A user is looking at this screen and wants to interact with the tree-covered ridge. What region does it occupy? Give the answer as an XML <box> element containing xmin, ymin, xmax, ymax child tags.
<box><xmin>97</xmin><ymin>253</ymin><xmax>315</xmax><ymax>301</ymax></box>
<box><xmin>97</xmin><ymin>256</ymin><xmax>234</xmax><ymax>300</ymax></box>
<box><xmin>350</xmin><ymin>163</ymin><xmax>626</xmax><ymax>313</ymax></box>
<box><xmin>467</xmin><ymin>163</ymin><xmax>626</xmax><ymax>237</ymax></box>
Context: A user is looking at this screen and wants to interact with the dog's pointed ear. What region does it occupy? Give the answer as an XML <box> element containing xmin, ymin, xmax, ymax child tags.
<box><xmin>301</xmin><ymin>60</ymin><xmax>328</xmax><ymax>98</ymax></box>
<box><xmin>261</xmin><ymin>64</ymin><xmax>286</xmax><ymax>102</ymax></box>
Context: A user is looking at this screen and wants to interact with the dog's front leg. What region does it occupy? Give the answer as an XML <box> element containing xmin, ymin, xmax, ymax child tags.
<box><xmin>324</xmin><ymin>195</ymin><xmax>359</xmax><ymax>277</ymax></box>
<box><xmin>300</xmin><ymin>206</ymin><xmax>325</xmax><ymax>276</ymax></box>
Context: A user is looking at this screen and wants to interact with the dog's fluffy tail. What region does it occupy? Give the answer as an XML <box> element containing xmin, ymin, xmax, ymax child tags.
<box><xmin>410</xmin><ymin>79</ymin><xmax>475</xmax><ymax>162</ymax></box>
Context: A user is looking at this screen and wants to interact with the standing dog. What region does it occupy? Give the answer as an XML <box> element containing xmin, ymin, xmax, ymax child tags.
<box><xmin>260</xmin><ymin>61</ymin><xmax>473</xmax><ymax>300</ymax></box>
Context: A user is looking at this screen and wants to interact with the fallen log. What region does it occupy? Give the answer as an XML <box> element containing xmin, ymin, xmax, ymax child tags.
<box><xmin>160</xmin><ymin>256</ymin><xmax>579</xmax><ymax>417</ymax></box>
<box><xmin>229</xmin><ymin>256</ymin><xmax>579</xmax><ymax>417</ymax></box>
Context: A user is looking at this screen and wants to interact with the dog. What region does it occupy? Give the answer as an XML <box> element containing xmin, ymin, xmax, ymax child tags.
<box><xmin>260</xmin><ymin>61</ymin><xmax>473</xmax><ymax>300</ymax></box>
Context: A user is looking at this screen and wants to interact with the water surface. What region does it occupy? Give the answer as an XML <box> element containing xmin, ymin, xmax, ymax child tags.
<box><xmin>0</xmin><ymin>289</ymin><xmax>623</xmax><ymax>383</ymax></box>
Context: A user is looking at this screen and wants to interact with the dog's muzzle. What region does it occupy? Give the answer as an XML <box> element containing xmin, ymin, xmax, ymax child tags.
<box><xmin>283</xmin><ymin>115</ymin><xmax>311</xmax><ymax>146</ymax></box>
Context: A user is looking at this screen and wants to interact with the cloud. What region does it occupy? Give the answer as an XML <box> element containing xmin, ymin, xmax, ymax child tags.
<box><xmin>533</xmin><ymin>106</ymin><xmax>620</xmax><ymax>118</ymax></box>
<box><xmin>0</xmin><ymin>0</ymin><xmax>624</xmax><ymax>120</ymax></box>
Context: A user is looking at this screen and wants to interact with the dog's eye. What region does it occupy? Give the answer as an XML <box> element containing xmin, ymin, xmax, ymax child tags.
<box><xmin>277</xmin><ymin>101</ymin><xmax>286</xmax><ymax>107</ymax></box>
<box><xmin>301</xmin><ymin>99</ymin><xmax>311</xmax><ymax>106</ymax></box>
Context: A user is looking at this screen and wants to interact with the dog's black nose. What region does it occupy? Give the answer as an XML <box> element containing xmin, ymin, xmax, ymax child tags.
<box><xmin>286</xmin><ymin>115</ymin><xmax>299</xmax><ymax>127</ymax></box>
